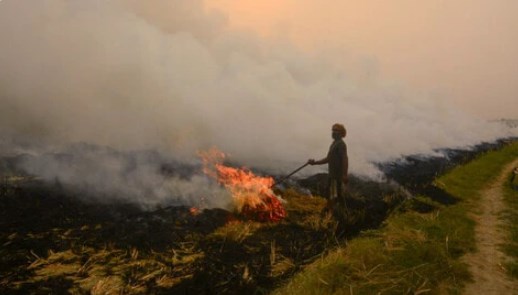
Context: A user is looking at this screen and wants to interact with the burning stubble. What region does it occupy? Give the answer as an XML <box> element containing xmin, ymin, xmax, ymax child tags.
<box><xmin>0</xmin><ymin>0</ymin><xmax>516</xmax><ymax>208</ymax></box>
<box><xmin>198</xmin><ymin>147</ymin><xmax>286</xmax><ymax>221</ymax></box>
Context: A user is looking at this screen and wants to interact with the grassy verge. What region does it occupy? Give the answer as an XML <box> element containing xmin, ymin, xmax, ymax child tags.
<box><xmin>502</xmin><ymin>165</ymin><xmax>518</xmax><ymax>278</ymax></box>
<box><xmin>274</xmin><ymin>141</ymin><xmax>518</xmax><ymax>295</ymax></box>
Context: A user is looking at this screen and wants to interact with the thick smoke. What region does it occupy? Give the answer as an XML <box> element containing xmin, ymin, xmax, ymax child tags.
<box><xmin>15</xmin><ymin>143</ymin><xmax>232</xmax><ymax>210</ymax></box>
<box><xmin>0</xmin><ymin>1</ymin><xmax>515</xmax><ymax>207</ymax></box>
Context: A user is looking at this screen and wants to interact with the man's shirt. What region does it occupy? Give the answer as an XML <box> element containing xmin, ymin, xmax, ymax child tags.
<box><xmin>327</xmin><ymin>139</ymin><xmax>347</xmax><ymax>178</ymax></box>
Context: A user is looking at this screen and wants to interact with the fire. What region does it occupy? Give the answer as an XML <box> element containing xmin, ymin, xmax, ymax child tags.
<box><xmin>198</xmin><ymin>148</ymin><xmax>286</xmax><ymax>222</ymax></box>
<box><xmin>189</xmin><ymin>207</ymin><xmax>200</xmax><ymax>216</ymax></box>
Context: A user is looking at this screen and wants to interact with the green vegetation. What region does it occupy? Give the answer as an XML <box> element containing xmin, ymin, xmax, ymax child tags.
<box><xmin>274</xmin><ymin>141</ymin><xmax>518</xmax><ymax>295</ymax></box>
<box><xmin>502</xmin><ymin>165</ymin><xmax>518</xmax><ymax>278</ymax></box>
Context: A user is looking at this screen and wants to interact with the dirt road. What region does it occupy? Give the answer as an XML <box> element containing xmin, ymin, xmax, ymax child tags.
<box><xmin>463</xmin><ymin>159</ymin><xmax>518</xmax><ymax>294</ymax></box>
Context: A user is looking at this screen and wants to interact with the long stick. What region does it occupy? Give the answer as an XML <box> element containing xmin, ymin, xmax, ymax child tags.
<box><xmin>273</xmin><ymin>162</ymin><xmax>309</xmax><ymax>187</ymax></box>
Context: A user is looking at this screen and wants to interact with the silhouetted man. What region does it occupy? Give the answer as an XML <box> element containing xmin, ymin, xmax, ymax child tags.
<box><xmin>308</xmin><ymin>123</ymin><xmax>348</xmax><ymax>211</ymax></box>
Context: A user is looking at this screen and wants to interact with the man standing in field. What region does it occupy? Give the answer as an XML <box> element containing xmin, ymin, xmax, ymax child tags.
<box><xmin>308</xmin><ymin>123</ymin><xmax>349</xmax><ymax>211</ymax></box>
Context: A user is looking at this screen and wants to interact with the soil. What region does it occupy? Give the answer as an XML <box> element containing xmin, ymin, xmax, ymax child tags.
<box><xmin>462</xmin><ymin>159</ymin><xmax>518</xmax><ymax>294</ymax></box>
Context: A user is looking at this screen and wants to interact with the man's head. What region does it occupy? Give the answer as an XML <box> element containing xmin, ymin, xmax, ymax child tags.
<box><xmin>331</xmin><ymin>123</ymin><xmax>346</xmax><ymax>140</ymax></box>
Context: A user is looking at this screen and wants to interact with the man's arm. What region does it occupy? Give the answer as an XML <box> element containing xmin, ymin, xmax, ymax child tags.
<box><xmin>308</xmin><ymin>157</ymin><xmax>328</xmax><ymax>165</ymax></box>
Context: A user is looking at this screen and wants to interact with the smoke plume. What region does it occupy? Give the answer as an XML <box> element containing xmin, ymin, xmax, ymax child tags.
<box><xmin>0</xmin><ymin>0</ymin><xmax>515</xmax><ymax>207</ymax></box>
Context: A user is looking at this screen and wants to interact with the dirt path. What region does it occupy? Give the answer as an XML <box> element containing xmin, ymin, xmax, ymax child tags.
<box><xmin>463</xmin><ymin>159</ymin><xmax>518</xmax><ymax>295</ymax></box>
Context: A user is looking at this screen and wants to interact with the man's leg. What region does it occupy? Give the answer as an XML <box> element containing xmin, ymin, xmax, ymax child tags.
<box><xmin>324</xmin><ymin>179</ymin><xmax>337</xmax><ymax>213</ymax></box>
<box><xmin>336</xmin><ymin>178</ymin><xmax>349</xmax><ymax>208</ymax></box>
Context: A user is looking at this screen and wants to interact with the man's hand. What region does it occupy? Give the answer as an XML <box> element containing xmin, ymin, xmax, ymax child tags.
<box><xmin>307</xmin><ymin>159</ymin><xmax>316</xmax><ymax>165</ymax></box>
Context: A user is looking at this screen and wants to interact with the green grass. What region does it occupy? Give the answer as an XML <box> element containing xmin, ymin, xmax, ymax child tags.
<box><xmin>502</xmin><ymin>167</ymin><xmax>518</xmax><ymax>278</ymax></box>
<box><xmin>274</xmin><ymin>141</ymin><xmax>518</xmax><ymax>295</ymax></box>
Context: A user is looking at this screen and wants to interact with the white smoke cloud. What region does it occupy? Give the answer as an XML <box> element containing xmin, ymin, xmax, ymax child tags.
<box><xmin>16</xmin><ymin>143</ymin><xmax>233</xmax><ymax>210</ymax></box>
<box><xmin>0</xmin><ymin>0</ymin><xmax>515</xmax><ymax>207</ymax></box>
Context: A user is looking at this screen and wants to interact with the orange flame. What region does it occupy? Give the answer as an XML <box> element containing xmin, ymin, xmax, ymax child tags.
<box><xmin>198</xmin><ymin>147</ymin><xmax>286</xmax><ymax>222</ymax></box>
<box><xmin>189</xmin><ymin>207</ymin><xmax>200</xmax><ymax>216</ymax></box>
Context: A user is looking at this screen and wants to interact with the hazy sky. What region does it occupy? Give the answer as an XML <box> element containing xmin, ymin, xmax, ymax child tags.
<box><xmin>206</xmin><ymin>0</ymin><xmax>518</xmax><ymax>119</ymax></box>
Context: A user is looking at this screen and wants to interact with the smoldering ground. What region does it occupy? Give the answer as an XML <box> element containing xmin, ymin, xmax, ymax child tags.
<box><xmin>0</xmin><ymin>0</ymin><xmax>516</xmax><ymax>208</ymax></box>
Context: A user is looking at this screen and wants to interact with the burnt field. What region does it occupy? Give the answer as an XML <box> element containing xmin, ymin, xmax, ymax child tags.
<box><xmin>0</xmin><ymin>139</ymin><xmax>514</xmax><ymax>294</ymax></box>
